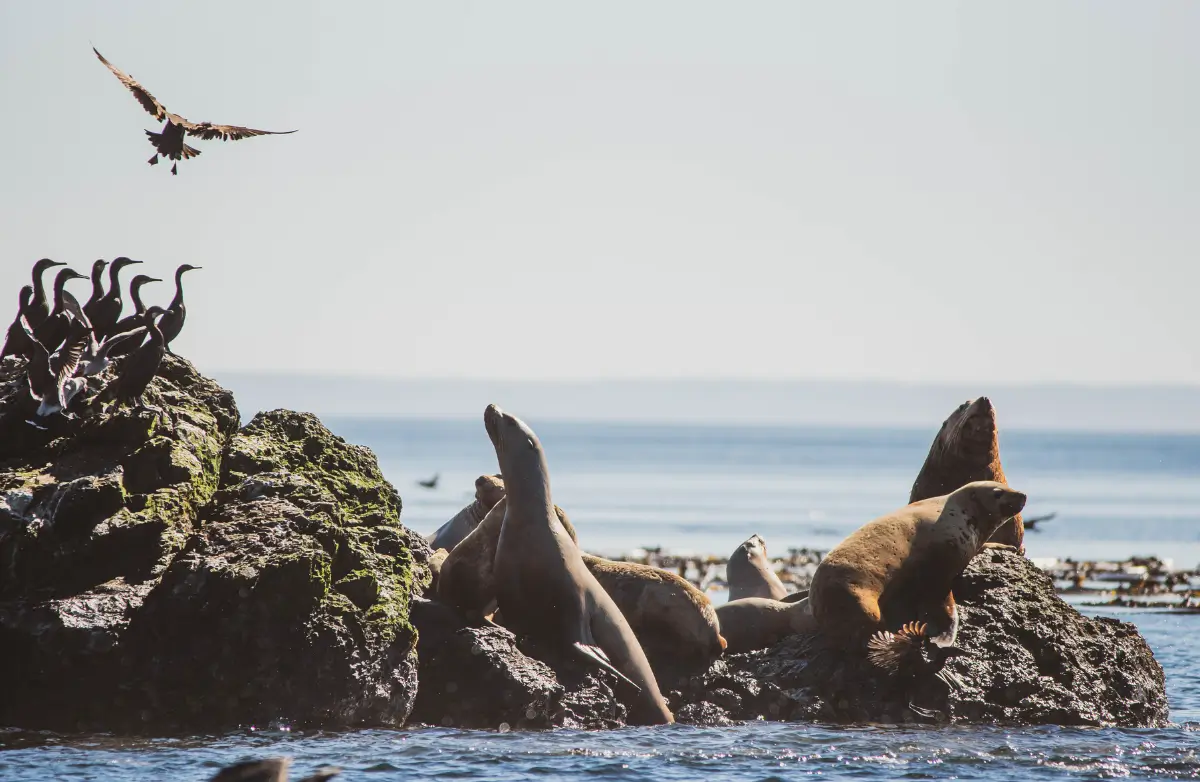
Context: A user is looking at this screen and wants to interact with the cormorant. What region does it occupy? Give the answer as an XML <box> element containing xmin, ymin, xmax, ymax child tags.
<box><xmin>32</xmin><ymin>267</ymin><xmax>87</xmax><ymax>353</ymax></box>
<box><xmin>93</xmin><ymin>47</ymin><xmax>298</xmax><ymax>176</ymax></box>
<box><xmin>26</xmin><ymin>259</ymin><xmax>67</xmax><ymax>330</ymax></box>
<box><xmin>208</xmin><ymin>757</ymin><xmax>341</xmax><ymax>782</ymax></box>
<box><xmin>82</xmin><ymin>259</ymin><xmax>108</xmax><ymax>314</ymax></box>
<box><xmin>85</xmin><ymin>256</ymin><xmax>142</xmax><ymax>340</ymax></box>
<box><xmin>867</xmin><ymin>620</ymin><xmax>969</xmax><ymax>717</ymax></box>
<box><xmin>22</xmin><ymin>313</ymin><xmax>90</xmax><ymax>423</ymax></box>
<box><xmin>97</xmin><ymin>306</ymin><xmax>167</xmax><ymax>411</ymax></box>
<box><xmin>1</xmin><ymin>286</ymin><xmax>35</xmax><ymax>360</ymax></box>
<box><xmin>106</xmin><ymin>274</ymin><xmax>162</xmax><ymax>356</ymax></box>
<box><xmin>418</xmin><ymin>473</ymin><xmax>439</xmax><ymax>489</ymax></box>
<box><xmin>1024</xmin><ymin>512</ymin><xmax>1057</xmax><ymax>532</ymax></box>
<box><xmin>62</xmin><ymin>292</ymin><xmax>148</xmax><ymax>377</ymax></box>
<box><xmin>157</xmin><ymin>263</ymin><xmax>201</xmax><ymax>352</ymax></box>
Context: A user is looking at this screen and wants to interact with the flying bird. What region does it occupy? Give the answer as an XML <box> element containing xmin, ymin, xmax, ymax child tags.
<box><xmin>418</xmin><ymin>473</ymin><xmax>440</xmax><ymax>489</ymax></box>
<box><xmin>93</xmin><ymin>46</ymin><xmax>297</xmax><ymax>175</ymax></box>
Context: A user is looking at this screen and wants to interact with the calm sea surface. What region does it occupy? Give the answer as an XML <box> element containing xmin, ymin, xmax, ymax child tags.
<box><xmin>4</xmin><ymin>419</ymin><xmax>1199</xmax><ymax>780</ymax></box>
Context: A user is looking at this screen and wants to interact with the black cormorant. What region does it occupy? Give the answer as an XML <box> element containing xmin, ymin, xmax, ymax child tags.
<box><xmin>866</xmin><ymin>621</ymin><xmax>969</xmax><ymax>717</ymax></box>
<box><xmin>22</xmin><ymin>313</ymin><xmax>90</xmax><ymax>422</ymax></box>
<box><xmin>418</xmin><ymin>473</ymin><xmax>439</xmax><ymax>489</ymax></box>
<box><xmin>93</xmin><ymin>47</ymin><xmax>298</xmax><ymax>176</ymax></box>
<box><xmin>62</xmin><ymin>291</ymin><xmax>147</xmax><ymax>377</ymax></box>
<box><xmin>26</xmin><ymin>258</ymin><xmax>67</xmax><ymax>330</ymax></box>
<box><xmin>208</xmin><ymin>757</ymin><xmax>341</xmax><ymax>782</ymax></box>
<box><xmin>106</xmin><ymin>274</ymin><xmax>162</xmax><ymax>356</ymax></box>
<box><xmin>157</xmin><ymin>264</ymin><xmax>201</xmax><ymax>352</ymax></box>
<box><xmin>82</xmin><ymin>259</ymin><xmax>108</xmax><ymax>313</ymax></box>
<box><xmin>1</xmin><ymin>286</ymin><xmax>35</xmax><ymax>360</ymax></box>
<box><xmin>85</xmin><ymin>256</ymin><xmax>143</xmax><ymax>340</ymax></box>
<box><xmin>32</xmin><ymin>267</ymin><xmax>87</xmax><ymax>353</ymax></box>
<box><xmin>98</xmin><ymin>306</ymin><xmax>167</xmax><ymax>410</ymax></box>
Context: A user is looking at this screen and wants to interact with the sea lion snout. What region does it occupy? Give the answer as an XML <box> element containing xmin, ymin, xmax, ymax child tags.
<box><xmin>483</xmin><ymin>404</ymin><xmax>504</xmax><ymax>447</ymax></box>
<box><xmin>995</xmin><ymin>486</ymin><xmax>1027</xmax><ymax>517</ymax></box>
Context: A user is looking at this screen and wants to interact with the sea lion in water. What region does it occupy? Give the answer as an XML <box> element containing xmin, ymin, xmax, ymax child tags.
<box><xmin>582</xmin><ymin>553</ymin><xmax>727</xmax><ymax>675</ymax></box>
<box><xmin>486</xmin><ymin>404</ymin><xmax>673</xmax><ymax>724</ymax></box>
<box><xmin>910</xmin><ymin>397</ymin><xmax>1025</xmax><ymax>552</ymax></box>
<box><xmin>726</xmin><ymin>534</ymin><xmax>789</xmax><ymax>601</ymax></box>
<box><xmin>426</xmin><ymin>474</ymin><xmax>506</xmax><ymax>551</ymax></box>
<box><xmin>811</xmin><ymin>480</ymin><xmax>1026</xmax><ymax>649</ymax></box>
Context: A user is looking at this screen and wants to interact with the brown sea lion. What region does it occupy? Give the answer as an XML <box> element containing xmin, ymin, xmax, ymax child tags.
<box><xmin>715</xmin><ymin>596</ymin><xmax>813</xmax><ymax>654</ymax></box>
<box><xmin>582</xmin><ymin>554</ymin><xmax>727</xmax><ymax>674</ymax></box>
<box><xmin>910</xmin><ymin>397</ymin><xmax>1025</xmax><ymax>552</ymax></box>
<box><xmin>811</xmin><ymin>480</ymin><xmax>1026</xmax><ymax>649</ymax></box>
<box><xmin>426</xmin><ymin>474</ymin><xmax>506</xmax><ymax>551</ymax></box>
<box><xmin>726</xmin><ymin>534</ymin><xmax>789</xmax><ymax>601</ymax></box>
<box><xmin>486</xmin><ymin>404</ymin><xmax>673</xmax><ymax>724</ymax></box>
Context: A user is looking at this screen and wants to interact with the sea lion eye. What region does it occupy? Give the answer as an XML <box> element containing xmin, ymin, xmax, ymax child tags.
<box><xmin>993</xmin><ymin>487</ymin><xmax>1004</xmax><ymax>497</ymax></box>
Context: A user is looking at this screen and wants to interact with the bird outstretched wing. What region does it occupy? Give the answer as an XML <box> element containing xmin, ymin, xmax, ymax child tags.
<box><xmin>173</xmin><ymin>118</ymin><xmax>298</xmax><ymax>142</ymax></box>
<box><xmin>866</xmin><ymin>621</ymin><xmax>928</xmax><ymax>673</ymax></box>
<box><xmin>93</xmin><ymin>47</ymin><xmax>168</xmax><ymax>121</ymax></box>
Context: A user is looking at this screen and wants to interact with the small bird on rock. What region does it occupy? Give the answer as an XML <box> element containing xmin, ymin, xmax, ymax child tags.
<box><xmin>866</xmin><ymin>620</ymin><xmax>969</xmax><ymax>718</ymax></box>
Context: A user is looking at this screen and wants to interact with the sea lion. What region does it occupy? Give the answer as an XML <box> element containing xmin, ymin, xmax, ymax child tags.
<box><xmin>715</xmin><ymin>596</ymin><xmax>814</xmax><ymax>654</ymax></box>
<box><xmin>486</xmin><ymin>404</ymin><xmax>673</xmax><ymax>725</ymax></box>
<box><xmin>438</xmin><ymin>495</ymin><xmax>577</xmax><ymax>616</ymax></box>
<box><xmin>426</xmin><ymin>474</ymin><xmax>506</xmax><ymax>551</ymax></box>
<box><xmin>582</xmin><ymin>553</ymin><xmax>727</xmax><ymax>674</ymax></box>
<box><xmin>811</xmin><ymin>480</ymin><xmax>1026</xmax><ymax>649</ymax></box>
<box><xmin>910</xmin><ymin>397</ymin><xmax>1025</xmax><ymax>552</ymax></box>
<box><xmin>726</xmin><ymin>534</ymin><xmax>789</xmax><ymax>601</ymax></box>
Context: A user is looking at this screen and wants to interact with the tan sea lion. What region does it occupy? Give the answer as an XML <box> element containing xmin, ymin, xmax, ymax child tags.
<box><xmin>726</xmin><ymin>534</ymin><xmax>789</xmax><ymax>601</ymax></box>
<box><xmin>426</xmin><ymin>474</ymin><xmax>506</xmax><ymax>551</ymax></box>
<box><xmin>582</xmin><ymin>554</ymin><xmax>727</xmax><ymax>672</ymax></box>
<box><xmin>487</xmin><ymin>404</ymin><xmax>673</xmax><ymax>725</ymax></box>
<box><xmin>811</xmin><ymin>480</ymin><xmax>1026</xmax><ymax>649</ymax></box>
<box><xmin>715</xmin><ymin>596</ymin><xmax>813</xmax><ymax>653</ymax></box>
<box><xmin>910</xmin><ymin>397</ymin><xmax>1025</xmax><ymax>552</ymax></box>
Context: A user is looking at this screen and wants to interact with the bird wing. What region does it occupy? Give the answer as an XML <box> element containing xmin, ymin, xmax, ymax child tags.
<box><xmin>97</xmin><ymin>325</ymin><xmax>148</xmax><ymax>358</ymax></box>
<box><xmin>173</xmin><ymin>116</ymin><xmax>298</xmax><ymax>142</ymax></box>
<box><xmin>60</xmin><ymin>290</ymin><xmax>93</xmax><ymax>330</ymax></box>
<box><xmin>50</xmin><ymin>329</ymin><xmax>89</xmax><ymax>385</ymax></box>
<box><xmin>93</xmin><ymin>47</ymin><xmax>169</xmax><ymax>121</ymax></box>
<box><xmin>866</xmin><ymin>622</ymin><xmax>928</xmax><ymax>674</ymax></box>
<box><xmin>20</xmin><ymin>316</ymin><xmax>52</xmax><ymax>402</ymax></box>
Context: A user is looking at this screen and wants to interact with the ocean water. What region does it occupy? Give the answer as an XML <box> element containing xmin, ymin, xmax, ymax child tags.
<box><xmin>4</xmin><ymin>419</ymin><xmax>1199</xmax><ymax>780</ymax></box>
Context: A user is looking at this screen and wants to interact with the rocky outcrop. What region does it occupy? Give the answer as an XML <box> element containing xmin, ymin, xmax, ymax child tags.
<box><xmin>0</xmin><ymin>355</ymin><xmax>430</xmax><ymax>733</ymax></box>
<box><xmin>666</xmin><ymin>548</ymin><xmax>1169</xmax><ymax>728</ymax></box>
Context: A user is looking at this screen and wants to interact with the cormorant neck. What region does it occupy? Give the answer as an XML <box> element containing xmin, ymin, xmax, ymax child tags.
<box><xmin>104</xmin><ymin>264</ymin><xmax>127</xmax><ymax>302</ymax></box>
<box><xmin>131</xmin><ymin>286</ymin><xmax>148</xmax><ymax>314</ymax></box>
<box><xmin>146</xmin><ymin>319</ymin><xmax>165</xmax><ymax>347</ymax></box>
<box><xmin>52</xmin><ymin>276</ymin><xmax>70</xmax><ymax>309</ymax></box>
<box><xmin>170</xmin><ymin>270</ymin><xmax>187</xmax><ymax>310</ymax></box>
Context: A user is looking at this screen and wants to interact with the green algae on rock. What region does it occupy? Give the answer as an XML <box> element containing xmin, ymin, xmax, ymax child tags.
<box><xmin>0</xmin><ymin>356</ymin><xmax>431</xmax><ymax>733</ymax></box>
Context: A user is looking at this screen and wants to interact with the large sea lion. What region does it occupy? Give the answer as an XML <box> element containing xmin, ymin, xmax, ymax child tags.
<box><xmin>717</xmin><ymin>481</ymin><xmax>1025</xmax><ymax>654</ymax></box>
<box><xmin>811</xmin><ymin>480</ymin><xmax>1026</xmax><ymax>649</ymax></box>
<box><xmin>426</xmin><ymin>474</ymin><xmax>506</xmax><ymax>551</ymax></box>
<box><xmin>582</xmin><ymin>554</ymin><xmax>726</xmax><ymax>675</ymax></box>
<box><xmin>486</xmin><ymin>404</ymin><xmax>673</xmax><ymax>725</ymax></box>
<box><xmin>726</xmin><ymin>534</ymin><xmax>789</xmax><ymax>601</ymax></box>
<box><xmin>910</xmin><ymin>397</ymin><xmax>1025</xmax><ymax>552</ymax></box>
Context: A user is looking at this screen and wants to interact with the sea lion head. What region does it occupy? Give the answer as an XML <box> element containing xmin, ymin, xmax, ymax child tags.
<box><xmin>946</xmin><ymin>480</ymin><xmax>1027</xmax><ymax>547</ymax></box>
<box><xmin>474</xmin><ymin>474</ymin><xmax>506</xmax><ymax>509</ymax></box>
<box><xmin>484</xmin><ymin>404</ymin><xmax>548</xmax><ymax>489</ymax></box>
<box><xmin>734</xmin><ymin>534</ymin><xmax>768</xmax><ymax>563</ymax></box>
<box><xmin>935</xmin><ymin>397</ymin><xmax>996</xmax><ymax>457</ymax></box>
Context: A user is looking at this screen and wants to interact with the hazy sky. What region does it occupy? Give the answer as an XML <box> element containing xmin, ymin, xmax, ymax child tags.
<box><xmin>2</xmin><ymin>2</ymin><xmax>1197</xmax><ymax>384</ymax></box>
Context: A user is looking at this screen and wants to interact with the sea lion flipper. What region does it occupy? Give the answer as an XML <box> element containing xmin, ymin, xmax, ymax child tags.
<box><xmin>572</xmin><ymin>642</ymin><xmax>642</xmax><ymax>692</ymax></box>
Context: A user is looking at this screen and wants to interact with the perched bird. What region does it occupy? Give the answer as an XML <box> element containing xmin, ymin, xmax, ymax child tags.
<box><xmin>1</xmin><ymin>286</ymin><xmax>35</xmax><ymax>360</ymax></box>
<box><xmin>867</xmin><ymin>620</ymin><xmax>968</xmax><ymax>718</ymax></box>
<box><xmin>22</xmin><ymin>313</ymin><xmax>90</xmax><ymax>424</ymax></box>
<box><xmin>83</xmin><ymin>259</ymin><xmax>109</xmax><ymax>314</ymax></box>
<box><xmin>157</xmin><ymin>264</ymin><xmax>201</xmax><ymax>352</ymax></box>
<box><xmin>106</xmin><ymin>274</ymin><xmax>162</xmax><ymax>356</ymax></box>
<box><xmin>96</xmin><ymin>306</ymin><xmax>167</xmax><ymax>411</ymax></box>
<box><xmin>32</xmin><ymin>267</ymin><xmax>87</xmax><ymax>353</ymax></box>
<box><xmin>93</xmin><ymin>46</ymin><xmax>298</xmax><ymax>176</ymax></box>
<box><xmin>85</xmin><ymin>256</ymin><xmax>143</xmax><ymax>341</ymax></box>
<box><xmin>418</xmin><ymin>473</ymin><xmax>439</xmax><ymax>489</ymax></box>
<box><xmin>25</xmin><ymin>258</ymin><xmax>67</xmax><ymax>330</ymax></box>
<box><xmin>208</xmin><ymin>757</ymin><xmax>340</xmax><ymax>782</ymax></box>
<box><xmin>62</xmin><ymin>292</ymin><xmax>147</xmax><ymax>377</ymax></box>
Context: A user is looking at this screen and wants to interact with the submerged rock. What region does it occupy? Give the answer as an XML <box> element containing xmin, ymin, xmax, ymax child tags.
<box><xmin>0</xmin><ymin>355</ymin><xmax>430</xmax><ymax>732</ymax></box>
<box><xmin>670</xmin><ymin>548</ymin><xmax>1169</xmax><ymax>728</ymax></box>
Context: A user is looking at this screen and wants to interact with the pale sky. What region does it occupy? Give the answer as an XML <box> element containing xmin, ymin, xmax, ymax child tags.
<box><xmin>2</xmin><ymin>1</ymin><xmax>1198</xmax><ymax>384</ymax></box>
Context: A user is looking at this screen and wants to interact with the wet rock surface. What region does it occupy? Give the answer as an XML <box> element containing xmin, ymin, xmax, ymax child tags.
<box><xmin>667</xmin><ymin>549</ymin><xmax>1169</xmax><ymax>728</ymax></box>
<box><xmin>0</xmin><ymin>356</ymin><xmax>430</xmax><ymax>732</ymax></box>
